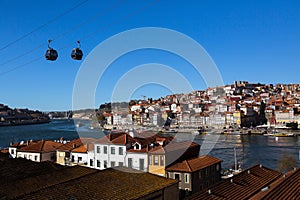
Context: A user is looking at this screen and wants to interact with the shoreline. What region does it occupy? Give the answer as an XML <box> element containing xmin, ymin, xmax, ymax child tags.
<box><xmin>0</xmin><ymin>119</ymin><xmax>51</xmax><ymax>127</ymax></box>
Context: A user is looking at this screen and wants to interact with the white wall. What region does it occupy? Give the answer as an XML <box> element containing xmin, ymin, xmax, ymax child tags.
<box><xmin>17</xmin><ymin>152</ymin><xmax>41</xmax><ymax>162</ymax></box>
<box><xmin>71</xmin><ymin>152</ymin><xmax>88</xmax><ymax>165</ymax></box>
<box><xmin>8</xmin><ymin>147</ymin><xmax>17</xmax><ymax>158</ymax></box>
<box><xmin>94</xmin><ymin>144</ymin><xmax>126</xmax><ymax>170</ymax></box>
<box><xmin>125</xmin><ymin>152</ymin><xmax>148</xmax><ymax>172</ymax></box>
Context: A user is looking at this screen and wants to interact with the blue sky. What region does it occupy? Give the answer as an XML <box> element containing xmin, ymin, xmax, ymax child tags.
<box><xmin>0</xmin><ymin>0</ymin><xmax>299</xmax><ymax>111</ymax></box>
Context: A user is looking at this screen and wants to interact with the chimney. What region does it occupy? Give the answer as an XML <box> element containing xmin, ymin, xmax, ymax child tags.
<box><xmin>129</xmin><ymin>128</ymin><xmax>134</xmax><ymax>138</ymax></box>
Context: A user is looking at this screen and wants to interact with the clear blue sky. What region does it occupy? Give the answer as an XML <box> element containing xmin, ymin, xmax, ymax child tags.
<box><xmin>0</xmin><ymin>0</ymin><xmax>299</xmax><ymax>111</ymax></box>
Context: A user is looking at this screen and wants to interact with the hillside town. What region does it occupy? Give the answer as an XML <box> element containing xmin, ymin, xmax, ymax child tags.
<box><xmin>98</xmin><ymin>81</ymin><xmax>300</xmax><ymax>131</ymax></box>
<box><xmin>1</xmin><ymin>81</ymin><xmax>299</xmax><ymax>199</ymax></box>
<box><xmin>0</xmin><ymin>104</ymin><xmax>50</xmax><ymax>126</ymax></box>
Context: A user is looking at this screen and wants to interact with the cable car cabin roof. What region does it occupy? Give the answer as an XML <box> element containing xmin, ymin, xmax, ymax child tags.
<box><xmin>71</xmin><ymin>48</ymin><xmax>83</xmax><ymax>60</ymax></box>
<box><xmin>45</xmin><ymin>49</ymin><xmax>58</xmax><ymax>61</ymax></box>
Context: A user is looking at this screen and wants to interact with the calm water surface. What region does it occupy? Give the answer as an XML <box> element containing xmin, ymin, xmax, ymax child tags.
<box><xmin>0</xmin><ymin>119</ymin><xmax>299</xmax><ymax>170</ymax></box>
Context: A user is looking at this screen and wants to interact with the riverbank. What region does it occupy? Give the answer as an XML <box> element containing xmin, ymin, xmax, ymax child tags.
<box><xmin>0</xmin><ymin>118</ymin><xmax>50</xmax><ymax>127</ymax></box>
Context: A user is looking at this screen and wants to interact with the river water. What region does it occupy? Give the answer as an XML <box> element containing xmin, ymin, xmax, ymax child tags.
<box><xmin>0</xmin><ymin>119</ymin><xmax>299</xmax><ymax>171</ymax></box>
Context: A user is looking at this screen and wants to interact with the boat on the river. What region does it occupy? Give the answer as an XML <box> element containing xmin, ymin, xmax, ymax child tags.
<box><xmin>263</xmin><ymin>131</ymin><xmax>295</xmax><ymax>137</ymax></box>
<box><xmin>221</xmin><ymin>147</ymin><xmax>243</xmax><ymax>179</ymax></box>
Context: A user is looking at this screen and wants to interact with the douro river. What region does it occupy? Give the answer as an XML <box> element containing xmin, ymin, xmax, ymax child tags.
<box><xmin>0</xmin><ymin>119</ymin><xmax>299</xmax><ymax>171</ymax></box>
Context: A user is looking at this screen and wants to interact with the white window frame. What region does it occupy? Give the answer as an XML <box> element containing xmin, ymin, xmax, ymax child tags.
<box><xmin>185</xmin><ymin>173</ymin><xmax>189</xmax><ymax>183</ymax></box>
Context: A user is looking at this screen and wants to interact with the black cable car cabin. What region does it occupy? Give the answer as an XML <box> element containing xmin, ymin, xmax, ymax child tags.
<box><xmin>71</xmin><ymin>41</ymin><xmax>83</xmax><ymax>60</ymax></box>
<box><xmin>45</xmin><ymin>40</ymin><xmax>58</xmax><ymax>61</ymax></box>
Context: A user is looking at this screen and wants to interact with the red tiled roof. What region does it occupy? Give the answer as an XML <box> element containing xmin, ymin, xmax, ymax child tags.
<box><xmin>127</xmin><ymin>147</ymin><xmax>149</xmax><ymax>153</ymax></box>
<box><xmin>188</xmin><ymin>165</ymin><xmax>282</xmax><ymax>200</ymax></box>
<box><xmin>71</xmin><ymin>145</ymin><xmax>88</xmax><ymax>153</ymax></box>
<box><xmin>57</xmin><ymin>138</ymin><xmax>95</xmax><ymax>151</ymax></box>
<box><xmin>259</xmin><ymin>168</ymin><xmax>300</xmax><ymax>200</ymax></box>
<box><xmin>10</xmin><ymin>141</ymin><xmax>38</xmax><ymax>148</ymax></box>
<box><xmin>164</xmin><ymin>141</ymin><xmax>199</xmax><ymax>152</ymax></box>
<box><xmin>149</xmin><ymin>145</ymin><xmax>165</xmax><ymax>154</ymax></box>
<box><xmin>18</xmin><ymin>140</ymin><xmax>62</xmax><ymax>153</ymax></box>
<box><xmin>16</xmin><ymin>167</ymin><xmax>178</xmax><ymax>200</ymax></box>
<box><xmin>111</xmin><ymin>134</ymin><xmax>135</xmax><ymax>145</ymax></box>
<box><xmin>166</xmin><ymin>155</ymin><xmax>222</xmax><ymax>172</ymax></box>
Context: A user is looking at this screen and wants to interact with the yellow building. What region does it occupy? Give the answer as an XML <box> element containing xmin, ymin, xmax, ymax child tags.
<box><xmin>148</xmin><ymin>141</ymin><xmax>200</xmax><ymax>177</ymax></box>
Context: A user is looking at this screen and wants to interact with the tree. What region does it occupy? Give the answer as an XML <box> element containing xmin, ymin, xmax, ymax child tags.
<box><xmin>278</xmin><ymin>154</ymin><xmax>297</xmax><ymax>173</ymax></box>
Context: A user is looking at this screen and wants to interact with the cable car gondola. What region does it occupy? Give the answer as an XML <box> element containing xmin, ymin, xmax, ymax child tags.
<box><xmin>71</xmin><ymin>40</ymin><xmax>83</xmax><ymax>60</ymax></box>
<box><xmin>45</xmin><ymin>40</ymin><xmax>58</xmax><ymax>61</ymax></box>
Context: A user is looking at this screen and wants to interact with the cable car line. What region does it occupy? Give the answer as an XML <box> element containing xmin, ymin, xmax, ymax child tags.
<box><xmin>0</xmin><ymin>0</ymin><xmax>126</xmax><ymax>67</ymax></box>
<box><xmin>0</xmin><ymin>56</ymin><xmax>43</xmax><ymax>77</ymax></box>
<box><xmin>0</xmin><ymin>0</ymin><xmax>89</xmax><ymax>52</ymax></box>
<box><xmin>0</xmin><ymin>0</ymin><xmax>160</xmax><ymax>77</ymax></box>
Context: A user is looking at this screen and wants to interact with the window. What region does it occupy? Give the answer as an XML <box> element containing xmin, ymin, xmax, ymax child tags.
<box><xmin>34</xmin><ymin>155</ymin><xmax>38</xmax><ymax>161</ymax></box>
<box><xmin>96</xmin><ymin>146</ymin><xmax>100</xmax><ymax>153</ymax></box>
<box><xmin>97</xmin><ymin>160</ymin><xmax>100</xmax><ymax>168</ymax></box>
<box><xmin>90</xmin><ymin>159</ymin><xmax>94</xmax><ymax>166</ymax></box>
<box><xmin>139</xmin><ymin>159</ymin><xmax>144</xmax><ymax>171</ymax></box>
<box><xmin>111</xmin><ymin>147</ymin><xmax>115</xmax><ymax>155</ymax></box>
<box><xmin>24</xmin><ymin>154</ymin><xmax>27</xmax><ymax>159</ymax></box>
<box><xmin>185</xmin><ymin>173</ymin><xmax>189</xmax><ymax>183</ymax></box>
<box><xmin>154</xmin><ymin>155</ymin><xmax>159</xmax><ymax>165</ymax></box>
<box><xmin>78</xmin><ymin>157</ymin><xmax>82</xmax><ymax>162</ymax></box>
<box><xmin>119</xmin><ymin>162</ymin><xmax>123</xmax><ymax>166</ymax></box>
<box><xmin>160</xmin><ymin>156</ymin><xmax>164</xmax><ymax>166</ymax></box>
<box><xmin>149</xmin><ymin>156</ymin><xmax>152</xmax><ymax>165</ymax></box>
<box><xmin>111</xmin><ymin>161</ymin><xmax>115</xmax><ymax>167</ymax></box>
<box><xmin>71</xmin><ymin>155</ymin><xmax>74</xmax><ymax>162</ymax></box>
<box><xmin>119</xmin><ymin>147</ymin><xmax>123</xmax><ymax>155</ymax></box>
<box><xmin>51</xmin><ymin>153</ymin><xmax>55</xmax><ymax>160</ymax></box>
<box><xmin>104</xmin><ymin>146</ymin><xmax>107</xmax><ymax>154</ymax></box>
<box><xmin>128</xmin><ymin>158</ymin><xmax>133</xmax><ymax>168</ymax></box>
<box><xmin>216</xmin><ymin>164</ymin><xmax>220</xmax><ymax>171</ymax></box>
<box><xmin>104</xmin><ymin>160</ymin><xmax>107</xmax><ymax>168</ymax></box>
<box><xmin>175</xmin><ymin>173</ymin><xmax>180</xmax><ymax>181</ymax></box>
<box><xmin>10</xmin><ymin>149</ymin><xmax>14</xmax><ymax>154</ymax></box>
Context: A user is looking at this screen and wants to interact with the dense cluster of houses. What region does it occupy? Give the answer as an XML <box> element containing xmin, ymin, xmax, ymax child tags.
<box><xmin>102</xmin><ymin>81</ymin><xmax>300</xmax><ymax>129</ymax></box>
<box><xmin>8</xmin><ymin>131</ymin><xmax>222</xmax><ymax>197</ymax></box>
<box><xmin>4</xmin><ymin>132</ymin><xmax>300</xmax><ymax>199</ymax></box>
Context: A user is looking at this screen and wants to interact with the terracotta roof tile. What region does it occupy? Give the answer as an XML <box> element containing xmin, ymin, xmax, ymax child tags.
<box><xmin>57</xmin><ymin>138</ymin><xmax>95</xmax><ymax>151</ymax></box>
<box><xmin>259</xmin><ymin>168</ymin><xmax>300</xmax><ymax>200</ymax></box>
<box><xmin>71</xmin><ymin>145</ymin><xmax>88</xmax><ymax>153</ymax></box>
<box><xmin>188</xmin><ymin>165</ymin><xmax>282</xmax><ymax>200</ymax></box>
<box><xmin>16</xmin><ymin>167</ymin><xmax>178</xmax><ymax>200</ymax></box>
<box><xmin>166</xmin><ymin>155</ymin><xmax>222</xmax><ymax>172</ymax></box>
<box><xmin>18</xmin><ymin>140</ymin><xmax>62</xmax><ymax>153</ymax></box>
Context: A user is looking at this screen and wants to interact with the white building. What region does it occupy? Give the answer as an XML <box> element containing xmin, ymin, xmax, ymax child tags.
<box><xmin>126</xmin><ymin>141</ymin><xmax>148</xmax><ymax>172</ymax></box>
<box><xmin>94</xmin><ymin>134</ymin><xmax>131</xmax><ymax>170</ymax></box>
<box><xmin>70</xmin><ymin>145</ymin><xmax>90</xmax><ymax>166</ymax></box>
<box><xmin>9</xmin><ymin>140</ymin><xmax>62</xmax><ymax>162</ymax></box>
